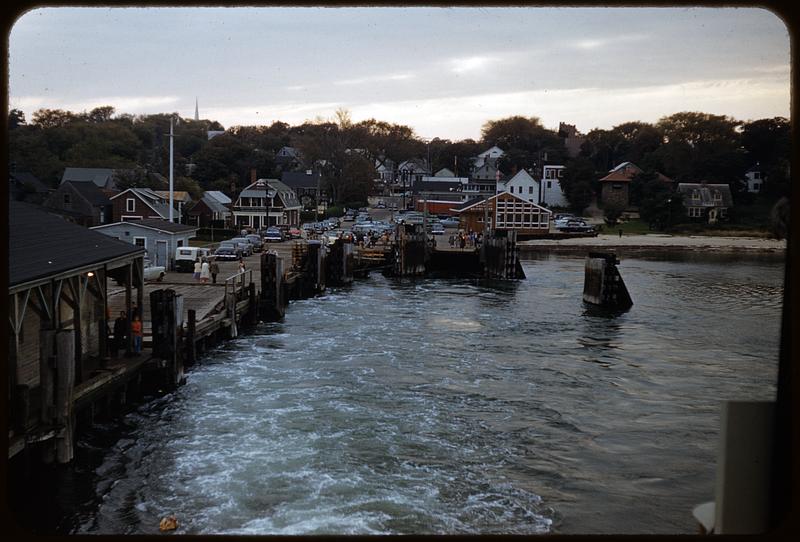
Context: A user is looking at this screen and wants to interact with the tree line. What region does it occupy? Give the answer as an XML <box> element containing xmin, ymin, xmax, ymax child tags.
<box><xmin>7</xmin><ymin>106</ymin><xmax>790</xmax><ymax>211</ymax></box>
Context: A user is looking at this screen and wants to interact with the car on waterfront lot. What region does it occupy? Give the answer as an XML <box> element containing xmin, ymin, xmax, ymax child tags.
<box><xmin>557</xmin><ymin>220</ymin><xmax>595</xmax><ymax>233</ymax></box>
<box><xmin>213</xmin><ymin>246</ymin><xmax>239</xmax><ymax>261</ymax></box>
<box><xmin>430</xmin><ymin>223</ymin><xmax>445</xmax><ymax>235</ymax></box>
<box><xmin>218</xmin><ymin>241</ymin><xmax>243</xmax><ymax>258</ymax></box>
<box><xmin>245</xmin><ymin>234</ymin><xmax>264</xmax><ymax>252</ymax></box>
<box><xmin>143</xmin><ymin>258</ymin><xmax>166</xmax><ymax>281</ymax></box>
<box><xmin>287</xmin><ymin>227</ymin><xmax>302</xmax><ymax>239</ymax></box>
<box><xmin>440</xmin><ymin>216</ymin><xmax>460</xmax><ymax>228</ymax></box>
<box><xmin>264</xmin><ymin>227</ymin><xmax>284</xmax><ymax>242</ymax></box>
<box><xmin>229</xmin><ymin>237</ymin><xmax>254</xmax><ymax>256</ymax></box>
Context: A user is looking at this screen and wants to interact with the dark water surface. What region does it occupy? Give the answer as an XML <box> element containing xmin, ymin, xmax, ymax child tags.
<box><xmin>15</xmin><ymin>252</ymin><xmax>784</xmax><ymax>535</ymax></box>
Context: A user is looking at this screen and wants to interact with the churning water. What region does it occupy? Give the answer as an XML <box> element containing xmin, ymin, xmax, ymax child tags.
<box><xmin>16</xmin><ymin>252</ymin><xmax>785</xmax><ymax>534</ymax></box>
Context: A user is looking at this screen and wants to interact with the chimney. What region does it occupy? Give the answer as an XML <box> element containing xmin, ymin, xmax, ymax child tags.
<box><xmin>250</xmin><ymin>169</ymin><xmax>257</xmax><ymax>184</ymax></box>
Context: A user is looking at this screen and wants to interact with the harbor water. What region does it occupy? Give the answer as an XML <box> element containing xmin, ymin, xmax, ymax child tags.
<box><xmin>15</xmin><ymin>252</ymin><xmax>784</xmax><ymax>534</ymax></box>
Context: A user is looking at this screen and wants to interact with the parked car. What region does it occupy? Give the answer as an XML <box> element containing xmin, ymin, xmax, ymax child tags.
<box><xmin>213</xmin><ymin>246</ymin><xmax>239</xmax><ymax>261</ymax></box>
<box><xmin>430</xmin><ymin>223</ymin><xmax>446</xmax><ymax>235</ymax></box>
<box><xmin>557</xmin><ymin>220</ymin><xmax>595</xmax><ymax>233</ymax></box>
<box><xmin>264</xmin><ymin>227</ymin><xmax>284</xmax><ymax>242</ymax></box>
<box><xmin>218</xmin><ymin>241</ymin><xmax>243</xmax><ymax>259</ymax></box>
<box><xmin>440</xmin><ymin>216</ymin><xmax>460</xmax><ymax>228</ymax></box>
<box><xmin>229</xmin><ymin>237</ymin><xmax>254</xmax><ymax>256</ymax></box>
<box><xmin>376</xmin><ymin>201</ymin><xmax>386</xmax><ymax>209</ymax></box>
<box><xmin>143</xmin><ymin>258</ymin><xmax>166</xmax><ymax>282</ymax></box>
<box><xmin>245</xmin><ymin>234</ymin><xmax>264</xmax><ymax>252</ymax></box>
<box><xmin>287</xmin><ymin>227</ymin><xmax>302</xmax><ymax>239</ymax></box>
<box><xmin>174</xmin><ymin>246</ymin><xmax>212</xmax><ymax>272</ymax></box>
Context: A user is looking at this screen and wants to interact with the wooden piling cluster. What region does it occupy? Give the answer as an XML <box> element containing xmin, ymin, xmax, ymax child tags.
<box><xmin>481</xmin><ymin>229</ymin><xmax>526</xmax><ymax>280</ymax></box>
<box><xmin>327</xmin><ymin>239</ymin><xmax>355</xmax><ymax>285</ymax></box>
<box><xmin>392</xmin><ymin>224</ymin><xmax>429</xmax><ymax>277</ymax></box>
<box><xmin>582</xmin><ymin>252</ymin><xmax>634</xmax><ymax>310</ymax></box>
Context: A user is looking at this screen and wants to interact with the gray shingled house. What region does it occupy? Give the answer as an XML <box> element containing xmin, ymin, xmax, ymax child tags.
<box><xmin>676</xmin><ymin>182</ymin><xmax>734</xmax><ymax>224</ymax></box>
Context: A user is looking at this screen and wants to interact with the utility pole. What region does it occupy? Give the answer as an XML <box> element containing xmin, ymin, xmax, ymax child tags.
<box><xmin>168</xmin><ymin>116</ymin><xmax>175</xmax><ymax>222</ymax></box>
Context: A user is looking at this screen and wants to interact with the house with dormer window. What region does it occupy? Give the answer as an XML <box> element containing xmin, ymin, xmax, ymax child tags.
<box><xmin>231</xmin><ymin>178</ymin><xmax>301</xmax><ymax>229</ymax></box>
<box><xmin>676</xmin><ymin>182</ymin><xmax>734</xmax><ymax>224</ymax></box>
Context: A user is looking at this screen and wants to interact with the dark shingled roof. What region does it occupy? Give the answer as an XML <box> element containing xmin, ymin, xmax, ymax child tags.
<box><xmin>67</xmin><ymin>180</ymin><xmax>112</xmax><ymax>206</ymax></box>
<box><xmin>10</xmin><ymin>172</ymin><xmax>50</xmax><ymax>193</ymax></box>
<box><xmin>9</xmin><ymin>201</ymin><xmax>143</xmax><ymax>288</ymax></box>
<box><xmin>281</xmin><ymin>170</ymin><xmax>320</xmax><ymax>189</ymax></box>
<box><xmin>676</xmin><ymin>183</ymin><xmax>735</xmax><ymax>208</ymax></box>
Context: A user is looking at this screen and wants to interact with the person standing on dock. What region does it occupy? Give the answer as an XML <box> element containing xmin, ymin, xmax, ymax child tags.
<box><xmin>210</xmin><ymin>260</ymin><xmax>220</xmax><ymax>284</ymax></box>
<box><xmin>193</xmin><ymin>259</ymin><xmax>202</xmax><ymax>280</ymax></box>
<box><xmin>200</xmin><ymin>259</ymin><xmax>211</xmax><ymax>283</ymax></box>
<box><xmin>239</xmin><ymin>259</ymin><xmax>246</xmax><ymax>273</ymax></box>
<box><xmin>112</xmin><ymin>310</ymin><xmax>128</xmax><ymax>357</ymax></box>
<box><xmin>131</xmin><ymin>315</ymin><xmax>143</xmax><ymax>354</ymax></box>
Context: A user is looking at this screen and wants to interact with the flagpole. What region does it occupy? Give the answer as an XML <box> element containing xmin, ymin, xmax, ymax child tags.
<box><xmin>169</xmin><ymin>116</ymin><xmax>174</xmax><ymax>222</ymax></box>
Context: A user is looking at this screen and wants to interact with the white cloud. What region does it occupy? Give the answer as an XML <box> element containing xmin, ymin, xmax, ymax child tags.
<box><xmin>568</xmin><ymin>33</ymin><xmax>648</xmax><ymax>51</ymax></box>
<box><xmin>204</xmin><ymin>101</ymin><xmax>344</xmax><ymax>128</ymax></box>
<box><xmin>346</xmin><ymin>76</ymin><xmax>789</xmax><ymax>140</ymax></box>
<box><xmin>10</xmin><ymin>95</ymin><xmax>180</xmax><ymax>115</ymax></box>
<box><xmin>449</xmin><ymin>55</ymin><xmax>496</xmax><ymax>74</ymax></box>
<box><xmin>333</xmin><ymin>72</ymin><xmax>416</xmax><ymax>86</ymax></box>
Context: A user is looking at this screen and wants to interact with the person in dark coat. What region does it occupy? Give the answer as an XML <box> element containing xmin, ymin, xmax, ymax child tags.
<box><xmin>112</xmin><ymin>310</ymin><xmax>128</xmax><ymax>357</ymax></box>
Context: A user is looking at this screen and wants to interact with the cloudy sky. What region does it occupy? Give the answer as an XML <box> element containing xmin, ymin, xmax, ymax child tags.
<box><xmin>8</xmin><ymin>6</ymin><xmax>790</xmax><ymax>140</ymax></box>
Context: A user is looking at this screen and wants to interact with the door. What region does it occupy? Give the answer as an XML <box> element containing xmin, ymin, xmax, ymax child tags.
<box><xmin>156</xmin><ymin>240</ymin><xmax>169</xmax><ymax>269</ymax></box>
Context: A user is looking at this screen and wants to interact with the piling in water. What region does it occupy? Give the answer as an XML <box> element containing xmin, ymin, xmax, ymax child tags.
<box><xmin>582</xmin><ymin>252</ymin><xmax>633</xmax><ymax>310</ymax></box>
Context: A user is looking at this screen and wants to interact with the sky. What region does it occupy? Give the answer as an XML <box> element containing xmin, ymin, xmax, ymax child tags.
<box><xmin>7</xmin><ymin>6</ymin><xmax>791</xmax><ymax>140</ymax></box>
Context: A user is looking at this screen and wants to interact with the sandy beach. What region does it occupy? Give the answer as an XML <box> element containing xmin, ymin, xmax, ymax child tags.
<box><xmin>518</xmin><ymin>233</ymin><xmax>787</xmax><ymax>253</ymax></box>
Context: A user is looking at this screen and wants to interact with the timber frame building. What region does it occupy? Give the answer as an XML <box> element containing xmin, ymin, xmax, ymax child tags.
<box><xmin>8</xmin><ymin>202</ymin><xmax>145</xmax><ymax>461</ymax></box>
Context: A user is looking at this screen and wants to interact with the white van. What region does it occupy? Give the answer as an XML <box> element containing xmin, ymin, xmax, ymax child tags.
<box><xmin>175</xmin><ymin>246</ymin><xmax>211</xmax><ymax>272</ymax></box>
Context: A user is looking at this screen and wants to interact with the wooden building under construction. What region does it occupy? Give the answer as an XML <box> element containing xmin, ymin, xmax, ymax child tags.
<box><xmin>8</xmin><ymin>201</ymin><xmax>145</xmax><ymax>461</ymax></box>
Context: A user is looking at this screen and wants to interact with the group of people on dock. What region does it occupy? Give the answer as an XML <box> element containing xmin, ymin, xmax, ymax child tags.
<box><xmin>449</xmin><ymin>230</ymin><xmax>482</xmax><ymax>250</ymax></box>
<box><xmin>108</xmin><ymin>304</ymin><xmax>143</xmax><ymax>357</ymax></box>
<box><xmin>193</xmin><ymin>258</ymin><xmax>220</xmax><ymax>284</ymax></box>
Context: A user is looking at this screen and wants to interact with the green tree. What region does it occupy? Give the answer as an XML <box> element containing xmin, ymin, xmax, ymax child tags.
<box><xmin>560</xmin><ymin>157</ymin><xmax>598</xmax><ymax>213</ymax></box>
<box><xmin>655</xmin><ymin>111</ymin><xmax>746</xmax><ymax>182</ymax></box>
<box><xmin>8</xmin><ymin>108</ymin><xmax>26</xmax><ymax>129</ymax></box>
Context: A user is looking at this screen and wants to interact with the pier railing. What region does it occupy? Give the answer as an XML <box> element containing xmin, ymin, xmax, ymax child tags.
<box><xmin>223</xmin><ymin>269</ymin><xmax>253</xmax><ymax>302</ymax></box>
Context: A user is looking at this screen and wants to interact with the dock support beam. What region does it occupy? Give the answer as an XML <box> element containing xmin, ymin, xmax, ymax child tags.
<box><xmin>55</xmin><ymin>330</ymin><xmax>75</xmax><ymax>464</ymax></box>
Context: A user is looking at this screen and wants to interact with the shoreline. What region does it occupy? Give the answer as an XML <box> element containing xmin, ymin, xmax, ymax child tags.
<box><xmin>517</xmin><ymin>233</ymin><xmax>786</xmax><ymax>254</ymax></box>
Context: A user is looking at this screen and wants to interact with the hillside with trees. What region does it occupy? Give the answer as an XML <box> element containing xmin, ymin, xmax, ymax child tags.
<box><xmin>7</xmin><ymin>106</ymin><xmax>790</xmax><ymax>220</ymax></box>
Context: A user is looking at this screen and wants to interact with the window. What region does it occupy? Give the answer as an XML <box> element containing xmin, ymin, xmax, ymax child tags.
<box><xmin>713</xmin><ymin>190</ymin><xmax>722</xmax><ymax>201</ymax></box>
<box><xmin>529</xmin><ymin>186</ymin><xmax>533</xmax><ymax>194</ymax></box>
<box><xmin>689</xmin><ymin>207</ymin><xmax>703</xmax><ymax>218</ymax></box>
<box><xmin>133</xmin><ymin>237</ymin><xmax>146</xmax><ymax>249</ymax></box>
<box><xmin>126</xmin><ymin>198</ymin><xmax>136</xmax><ymax>212</ymax></box>
<box><xmin>177</xmin><ymin>240</ymin><xmax>184</xmax><ymax>247</ymax></box>
<box><xmin>63</xmin><ymin>194</ymin><xmax>71</xmax><ymax>207</ymax></box>
<box><xmin>547</xmin><ymin>181</ymin><xmax>552</xmax><ymax>189</ymax></box>
<box><xmin>557</xmin><ymin>169</ymin><xmax>564</xmax><ymax>178</ymax></box>
<box><xmin>692</xmin><ymin>190</ymin><xmax>700</xmax><ymax>200</ymax></box>
<box><xmin>753</xmin><ymin>183</ymin><xmax>761</xmax><ymax>191</ymax></box>
<box><xmin>754</xmin><ymin>172</ymin><xmax>761</xmax><ymax>179</ymax></box>
<box><xmin>612</xmin><ymin>183</ymin><xmax>622</xmax><ymax>190</ymax></box>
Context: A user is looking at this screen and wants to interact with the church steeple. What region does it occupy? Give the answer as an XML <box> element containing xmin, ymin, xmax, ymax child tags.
<box><xmin>194</xmin><ymin>97</ymin><xmax>199</xmax><ymax>121</ymax></box>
